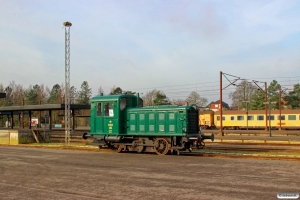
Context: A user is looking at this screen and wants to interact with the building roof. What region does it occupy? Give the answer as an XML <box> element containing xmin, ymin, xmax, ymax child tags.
<box><xmin>206</xmin><ymin>100</ymin><xmax>230</xmax><ymax>109</ymax></box>
<box><xmin>0</xmin><ymin>104</ymin><xmax>90</xmax><ymax>112</ymax></box>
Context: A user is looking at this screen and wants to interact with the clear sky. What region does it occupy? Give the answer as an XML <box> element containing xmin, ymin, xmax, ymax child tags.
<box><xmin>1</xmin><ymin>0</ymin><xmax>300</xmax><ymax>105</ymax></box>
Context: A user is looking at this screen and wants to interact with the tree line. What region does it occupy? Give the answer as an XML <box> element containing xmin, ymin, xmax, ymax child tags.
<box><xmin>0</xmin><ymin>82</ymin><xmax>208</xmax><ymax>107</ymax></box>
<box><xmin>229</xmin><ymin>80</ymin><xmax>300</xmax><ymax>110</ymax></box>
<box><xmin>1</xmin><ymin>79</ymin><xmax>298</xmax><ymax>110</ymax></box>
<box><xmin>0</xmin><ymin>81</ymin><xmax>92</xmax><ymax>106</ymax></box>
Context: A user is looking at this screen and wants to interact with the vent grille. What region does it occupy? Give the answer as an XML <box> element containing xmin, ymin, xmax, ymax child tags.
<box><xmin>187</xmin><ymin>109</ymin><xmax>198</xmax><ymax>134</ymax></box>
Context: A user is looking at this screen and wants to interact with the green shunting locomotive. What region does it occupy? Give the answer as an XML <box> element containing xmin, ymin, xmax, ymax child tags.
<box><xmin>83</xmin><ymin>93</ymin><xmax>214</xmax><ymax>155</ymax></box>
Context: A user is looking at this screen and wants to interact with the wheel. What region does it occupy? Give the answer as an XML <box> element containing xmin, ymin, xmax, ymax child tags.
<box><xmin>154</xmin><ymin>138</ymin><xmax>170</xmax><ymax>155</ymax></box>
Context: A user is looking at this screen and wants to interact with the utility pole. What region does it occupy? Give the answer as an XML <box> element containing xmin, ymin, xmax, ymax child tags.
<box><xmin>63</xmin><ymin>21</ymin><xmax>72</xmax><ymax>146</ymax></box>
<box><xmin>220</xmin><ymin>71</ymin><xmax>240</xmax><ymax>136</ymax></box>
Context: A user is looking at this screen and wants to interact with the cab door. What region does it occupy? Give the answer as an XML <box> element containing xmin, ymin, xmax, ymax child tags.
<box><xmin>103</xmin><ymin>101</ymin><xmax>118</xmax><ymax>135</ymax></box>
<box><xmin>94</xmin><ymin>102</ymin><xmax>104</xmax><ymax>133</ymax></box>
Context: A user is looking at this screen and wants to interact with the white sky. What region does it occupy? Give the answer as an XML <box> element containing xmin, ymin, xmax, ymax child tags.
<box><xmin>1</xmin><ymin>0</ymin><xmax>300</xmax><ymax>105</ymax></box>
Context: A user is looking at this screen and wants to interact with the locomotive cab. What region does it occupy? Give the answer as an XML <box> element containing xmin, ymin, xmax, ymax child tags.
<box><xmin>89</xmin><ymin>93</ymin><xmax>142</xmax><ymax>136</ymax></box>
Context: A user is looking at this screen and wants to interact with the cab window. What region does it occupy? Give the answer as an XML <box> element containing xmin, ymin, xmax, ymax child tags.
<box><xmin>120</xmin><ymin>98</ymin><xmax>127</xmax><ymax>110</ymax></box>
<box><xmin>97</xmin><ymin>103</ymin><xmax>102</xmax><ymax>116</ymax></box>
<box><xmin>104</xmin><ymin>102</ymin><xmax>114</xmax><ymax>117</ymax></box>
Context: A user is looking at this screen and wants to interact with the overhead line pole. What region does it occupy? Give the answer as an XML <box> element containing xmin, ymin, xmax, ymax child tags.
<box><xmin>63</xmin><ymin>21</ymin><xmax>72</xmax><ymax>146</ymax></box>
<box><xmin>220</xmin><ymin>72</ymin><xmax>222</xmax><ymax>136</ymax></box>
<box><xmin>279</xmin><ymin>86</ymin><xmax>281</xmax><ymax>131</ymax></box>
<box><xmin>220</xmin><ymin>71</ymin><xmax>240</xmax><ymax>136</ymax></box>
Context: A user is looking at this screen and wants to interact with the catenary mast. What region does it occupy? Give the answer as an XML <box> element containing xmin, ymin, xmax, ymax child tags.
<box><xmin>63</xmin><ymin>21</ymin><xmax>72</xmax><ymax>146</ymax></box>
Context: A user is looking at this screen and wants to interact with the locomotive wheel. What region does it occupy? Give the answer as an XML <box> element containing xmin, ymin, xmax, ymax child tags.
<box><xmin>154</xmin><ymin>138</ymin><xmax>170</xmax><ymax>155</ymax></box>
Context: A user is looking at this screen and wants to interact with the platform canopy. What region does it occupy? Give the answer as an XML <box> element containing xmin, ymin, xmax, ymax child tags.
<box><xmin>0</xmin><ymin>104</ymin><xmax>90</xmax><ymax>130</ymax></box>
<box><xmin>0</xmin><ymin>104</ymin><xmax>90</xmax><ymax>112</ymax></box>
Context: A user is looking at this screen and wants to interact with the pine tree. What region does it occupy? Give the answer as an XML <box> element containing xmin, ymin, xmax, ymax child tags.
<box><xmin>77</xmin><ymin>81</ymin><xmax>92</xmax><ymax>105</ymax></box>
<box><xmin>47</xmin><ymin>84</ymin><xmax>62</xmax><ymax>104</ymax></box>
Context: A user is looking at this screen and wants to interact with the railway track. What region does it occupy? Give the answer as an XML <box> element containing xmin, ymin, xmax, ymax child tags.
<box><xmin>183</xmin><ymin>143</ymin><xmax>300</xmax><ymax>161</ymax></box>
<box><xmin>202</xmin><ymin>129</ymin><xmax>300</xmax><ymax>136</ymax></box>
<box><xmin>12</xmin><ymin>130</ymin><xmax>295</xmax><ymax>160</ymax></box>
<box><xmin>204</xmin><ymin>143</ymin><xmax>300</xmax><ymax>152</ymax></box>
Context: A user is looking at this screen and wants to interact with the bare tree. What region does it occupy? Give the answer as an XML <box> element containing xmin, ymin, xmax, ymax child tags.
<box><xmin>142</xmin><ymin>89</ymin><xmax>157</xmax><ymax>106</ymax></box>
<box><xmin>14</xmin><ymin>84</ymin><xmax>25</xmax><ymax>105</ymax></box>
<box><xmin>170</xmin><ymin>98</ymin><xmax>185</xmax><ymax>105</ymax></box>
<box><xmin>3</xmin><ymin>81</ymin><xmax>25</xmax><ymax>106</ymax></box>
<box><xmin>37</xmin><ymin>84</ymin><xmax>50</xmax><ymax>104</ymax></box>
<box><xmin>142</xmin><ymin>89</ymin><xmax>170</xmax><ymax>106</ymax></box>
<box><xmin>186</xmin><ymin>91</ymin><xmax>208</xmax><ymax>107</ymax></box>
<box><xmin>229</xmin><ymin>80</ymin><xmax>257</xmax><ymax>110</ymax></box>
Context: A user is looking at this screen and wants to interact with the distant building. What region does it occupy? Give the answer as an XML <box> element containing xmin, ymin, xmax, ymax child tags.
<box><xmin>207</xmin><ymin>100</ymin><xmax>230</xmax><ymax>111</ymax></box>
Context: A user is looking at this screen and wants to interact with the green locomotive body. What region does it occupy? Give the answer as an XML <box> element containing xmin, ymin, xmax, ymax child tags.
<box><xmin>83</xmin><ymin>93</ymin><xmax>214</xmax><ymax>155</ymax></box>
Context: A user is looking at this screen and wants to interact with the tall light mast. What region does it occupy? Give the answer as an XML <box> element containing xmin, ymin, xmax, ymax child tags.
<box><xmin>63</xmin><ymin>21</ymin><xmax>72</xmax><ymax>146</ymax></box>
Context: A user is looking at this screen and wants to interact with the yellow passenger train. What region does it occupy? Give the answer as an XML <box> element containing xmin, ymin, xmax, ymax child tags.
<box><xmin>199</xmin><ymin>110</ymin><xmax>300</xmax><ymax>130</ymax></box>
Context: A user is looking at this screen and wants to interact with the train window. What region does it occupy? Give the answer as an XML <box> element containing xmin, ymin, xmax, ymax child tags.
<box><xmin>288</xmin><ymin>115</ymin><xmax>296</xmax><ymax>120</ymax></box>
<box><xmin>120</xmin><ymin>98</ymin><xmax>127</xmax><ymax>110</ymax></box>
<box><xmin>104</xmin><ymin>102</ymin><xmax>114</xmax><ymax>117</ymax></box>
<box><xmin>230</xmin><ymin>116</ymin><xmax>234</xmax><ymax>120</ymax></box>
<box><xmin>277</xmin><ymin>115</ymin><xmax>285</xmax><ymax>120</ymax></box>
<box><xmin>217</xmin><ymin>116</ymin><xmax>225</xmax><ymax>121</ymax></box>
<box><xmin>248</xmin><ymin>116</ymin><xmax>254</xmax><ymax>120</ymax></box>
<box><xmin>268</xmin><ymin>115</ymin><xmax>274</xmax><ymax>120</ymax></box>
<box><xmin>257</xmin><ymin>115</ymin><xmax>264</xmax><ymax>120</ymax></box>
<box><xmin>237</xmin><ymin>116</ymin><xmax>244</xmax><ymax>120</ymax></box>
<box><xmin>97</xmin><ymin>103</ymin><xmax>102</xmax><ymax>116</ymax></box>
